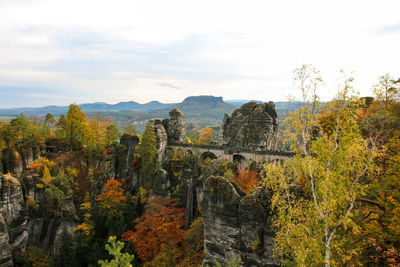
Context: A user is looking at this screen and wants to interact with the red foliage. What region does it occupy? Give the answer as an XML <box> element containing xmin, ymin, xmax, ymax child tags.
<box><xmin>234</xmin><ymin>167</ymin><xmax>260</xmax><ymax>194</ymax></box>
<box><xmin>122</xmin><ymin>196</ymin><xmax>185</xmax><ymax>262</ymax></box>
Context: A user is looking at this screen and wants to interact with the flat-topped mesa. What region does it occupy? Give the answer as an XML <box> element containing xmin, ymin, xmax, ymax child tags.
<box><xmin>220</xmin><ymin>101</ymin><xmax>278</xmax><ymax>150</ymax></box>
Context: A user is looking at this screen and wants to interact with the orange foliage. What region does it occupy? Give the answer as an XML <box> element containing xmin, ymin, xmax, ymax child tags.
<box><xmin>198</xmin><ymin>127</ymin><xmax>215</xmax><ymax>144</ymax></box>
<box><xmin>28</xmin><ymin>157</ymin><xmax>55</xmax><ymax>174</ymax></box>
<box><xmin>96</xmin><ymin>180</ymin><xmax>126</xmax><ymax>220</ymax></box>
<box><xmin>122</xmin><ymin>196</ymin><xmax>185</xmax><ymax>262</ymax></box>
<box><xmin>234</xmin><ymin>167</ymin><xmax>260</xmax><ymax>194</ymax></box>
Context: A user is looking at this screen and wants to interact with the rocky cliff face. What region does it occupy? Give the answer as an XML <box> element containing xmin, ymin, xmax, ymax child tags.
<box><xmin>220</xmin><ymin>102</ymin><xmax>278</xmax><ymax>149</ymax></box>
<box><xmin>149</xmin><ymin>118</ymin><xmax>168</xmax><ymax>166</ymax></box>
<box><xmin>202</xmin><ymin>174</ymin><xmax>279</xmax><ymax>266</ymax></box>
<box><xmin>0</xmin><ymin>214</ymin><xmax>13</xmax><ymax>267</ymax></box>
<box><xmin>0</xmin><ymin>174</ymin><xmax>29</xmax><ymax>265</ymax></box>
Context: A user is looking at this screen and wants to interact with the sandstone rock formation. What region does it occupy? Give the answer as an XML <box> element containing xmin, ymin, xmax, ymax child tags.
<box><xmin>220</xmin><ymin>102</ymin><xmax>278</xmax><ymax>149</ymax></box>
<box><xmin>0</xmin><ymin>214</ymin><xmax>13</xmax><ymax>267</ymax></box>
<box><xmin>0</xmin><ymin>174</ymin><xmax>29</xmax><ymax>265</ymax></box>
<box><xmin>166</xmin><ymin>108</ymin><xmax>186</xmax><ymax>143</ymax></box>
<box><xmin>149</xmin><ymin>118</ymin><xmax>168</xmax><ymax>166</ymax></box>
<box><xmin>203</xmin><ymin>175</ymin><xmax>279</xmax><ymax>266</ymax></box>
<box><xmin>148</xmin><ymin>108</ymin><xmax>185</xmax><ymax>166</ymax></box>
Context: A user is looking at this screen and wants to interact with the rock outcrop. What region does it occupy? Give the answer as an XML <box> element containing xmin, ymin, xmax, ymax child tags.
<box><xmin>220</xmin><ymin>102</ymin><xmax>278</xmax><ymax>149</ymax></box>
<box><xmin>148</xmin><ymin>108</ymin><xmax>185</xmax><ymax>166</ymax></box>
<box><xmin>0</xmin><ymin>174</ymin><xmax>29</xmax><ymax>265</ymax></box>
<box><xmin>0</xmin><ymin>214</ymin><xmax>12</xmax><ymax>267</ymax></box>
<box><xmin>203</xmin><ymin>175</ymin><xmax>279</xmax><ymax>266</ymax></box>
<box><xmin>149</xmin><ymin>118</ymin><xmax>168</xmax><ymax>166</ymax></box>
<box><xmin>166</xmin><ymin>108</ymin><xmax>186</xmax><ymax>143</ymax></box>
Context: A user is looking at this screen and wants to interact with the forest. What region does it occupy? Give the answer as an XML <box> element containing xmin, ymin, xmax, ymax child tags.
<box><xmin>0</xmin><ymin>65</ymin><xmax>399</xmax><ymax>267</ymax></box>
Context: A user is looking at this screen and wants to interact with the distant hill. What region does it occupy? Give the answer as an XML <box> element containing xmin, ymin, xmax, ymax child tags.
<box><xmin>0</xmin><ymin>96</ymin><xmax>302</xmax><ymax>129</ymax></box>
<box><xmin>0</xmin><ymin>100</ymin><xmax>176</xmax><ymax>116</ymax></box>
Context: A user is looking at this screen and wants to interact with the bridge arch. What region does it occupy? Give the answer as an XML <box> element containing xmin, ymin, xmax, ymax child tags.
<box><xmin>233</xmin><ymin>154</ymin><xmax>246</xmax><ymax>167</ymax></box>
<box><xmin>201</xmin><ymin>151</ymin><xmax>218</xmax><ymax>161</ymax></box>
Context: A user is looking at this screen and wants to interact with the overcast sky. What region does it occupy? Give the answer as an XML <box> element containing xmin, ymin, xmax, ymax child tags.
<box><xmin>0</xmin><ymin>0</ymin><xmax>399</xmax><ymax>108</ymax></box>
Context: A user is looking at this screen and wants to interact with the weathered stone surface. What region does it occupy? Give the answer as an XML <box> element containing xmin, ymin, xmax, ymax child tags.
<box><xmin>220</xmin><ymin>102</ymin><xmax>278</xmax><ymax>149</ymax></box>
<box><xmin>0</xmin><ymin>214</ymin><xmax>13</xmax><ymax>267</ymax></box>
<box><xmin>203</xmin><ymin>176</ymin><xmax>279</xmax><ymax>266</ymax></box>
<box><xmin>203</xmin><ymin>176</ymin><xmax>242</xmax><ymax>266</ymax></box>
<box><xmin>0</xmin><ymin>174</ymin><xmax>29</xmax><ymax>257</ymax></box>
<box><xmin>113</xmin><ymin>133</ymin><xmax>140</xmax><ymax>183</ymax></box>
<box><xmin>238</xmin><ymin>188</ymin><xmax>279</xmax><ymax>266</ymax></box>
<box><xmin>149</xmin><ymin>118</ymin><xmax>168</xmax><ymax>166</ymax></box>
<box><xmin>166</xmin><ymin>108</ymin><xmax>186</xmax><ymax>143</ymax></box>
<box><xmin>1</xmin><ymin>149</ymin><xmax>24</xmax><ymax>176</ymax></box>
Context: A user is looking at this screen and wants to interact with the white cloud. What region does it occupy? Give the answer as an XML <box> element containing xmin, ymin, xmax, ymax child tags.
<box><xmin>0</xmin><ymin>0</ymin><xmax>399</xmax><ymax>107</ymax></box>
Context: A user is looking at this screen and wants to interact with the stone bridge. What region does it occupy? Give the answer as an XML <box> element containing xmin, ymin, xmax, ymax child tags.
<box><xmin>167</xmin><ymin>142</ymin><xmax>294</xmax><ymax>167</ymax></box>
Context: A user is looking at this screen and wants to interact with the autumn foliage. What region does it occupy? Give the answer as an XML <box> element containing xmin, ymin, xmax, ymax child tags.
<box><xmin>198</xmin><ymin>127</ymin><xmax>215</xmax><ymax>144</ymax></box>
<box><xmin>234</xmin><ymin>167</ymin><xmax>260</xmax><ymax>194</ymax></box>
<box><xmin>96</xmin><ymin>180</ymin><xmax>126</xmax><ymax>221</ymax></box>
<box><xmin>122</xmin><ymin>196</ymin><xmax>185</xmax><ymax>262</ymax></box>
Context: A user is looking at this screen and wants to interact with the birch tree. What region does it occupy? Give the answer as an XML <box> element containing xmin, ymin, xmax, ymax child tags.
<box><xmin>263</xmin><ymin>66</ymin><xmax>379</xmax><ymax>266</ymax></box>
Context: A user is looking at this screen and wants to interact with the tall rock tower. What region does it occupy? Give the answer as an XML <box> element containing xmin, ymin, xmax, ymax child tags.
<box><xmin>220</xmin><ymin>101</ymin><xmax>278</xmax><ymax>149</ymax></box>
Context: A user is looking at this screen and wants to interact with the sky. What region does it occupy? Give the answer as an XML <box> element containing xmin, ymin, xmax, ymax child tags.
<box><xmin>0</xmin><ymin>0</ymin><xmax>399</xmax><ymax>108</ymax></box>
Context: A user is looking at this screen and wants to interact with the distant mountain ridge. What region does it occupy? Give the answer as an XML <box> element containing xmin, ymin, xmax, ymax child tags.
<box><xmin>0</xmin><ymin>100</ymin><xmax>177</xmax><ymax>116</ymax></box>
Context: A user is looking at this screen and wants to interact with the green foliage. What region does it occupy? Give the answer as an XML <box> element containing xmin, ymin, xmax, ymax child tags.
<box><xmin>66</xmin><ymin>104</ymin><xmax>87</xmax><ymax>150</ymax></box>
<box><xmin>211</xmin><ymin>256</ymin><xmax>241</xmax><ymax>267</ymax></box>
<box><xmin>98</xmin><ymin>236</ymin><xmax>134</xmax><ymax>267</ymax></box>
<box><xmin>14</xmin><ymin>246</ymin><xmax>52</xmax><ymax>267</ymax></box>
<box><xmin>123</xmin><ymin>124</ymin><xmax>138</xmax><ymax>136</ymax></box>
<box><xmin>137</xmin><ymin>122</ymin><xmax>159</xmax><ymax>189</ymax></box>
<box><xmin>56</xmin><ymin>228</ymin><xmax>76</xmax><ymax>267</ymax></box>
<box><xmin>106</xmin><ymin>124</ymin><xmax>121</xmax><ymax>146</ymax></box>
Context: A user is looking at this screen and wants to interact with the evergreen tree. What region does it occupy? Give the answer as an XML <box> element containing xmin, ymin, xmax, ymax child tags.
<box><xmin>123</xmin><ymin>124</ymin><xmax>137</xmax><ymax>136</ymax></box>
<box><xmin>56</xmin><ymin>228</ymin><xmax>76</xmax><ymax>267</ymax></box>
<box><xmin>138</xmin><ymin>122</ymin><xmax>159</xmax><ymax>189</ymax></box>
<box><xmin>105</xmin><ymin>124</ymin><xmax>121</xmax><ymax>146</ymax></box>
<box><xmin>98</xmin><ymin>236</ymin><xmax>134</xmax><ymax>267</ymax></box>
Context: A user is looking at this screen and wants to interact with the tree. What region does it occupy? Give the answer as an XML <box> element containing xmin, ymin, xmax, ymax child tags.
<box><xmin>66</xmin><ymin>104</ymin><xmax>87</xmax><ymax>150</ymax></box>
<box><xmin>56</xmin><ymin>228</ymin><xmax>76</xmax><ymax>267</ymax></box>
<box><xmin>44</xmin><ymin>113</ymin><xmax>55</xmax><ymax>126</ymax></box>
<box><xmin>198</xmin><ymin>127</ymin><xmax>215</xmax><ymax>144</ymax></box>
<box><xmin>234</xmin><ymin>167</ymin><xmax>260</xmax><ymax>194</ymax></box>
<box><xmin>98</xmin><ymin>236</ymin><xmax>135</xmax><ymax>267</ymax></box>
<box><xmin>123</xmin><ymin>124</ymin><xmax>137</xmax><ymax>136</ymax></box>
<box><xmin>122</xmin><ymin>196</ymin><xmax>185</xmax><ymax>263</ymax></box>
<box><xmin>106</xmin><ymin>124</ymin><xmax>121</xmax><ymax>146</ymax></box>
<box><xmin>137</xmin><ymin>122</ymin><xmax>159</xmax><ymax>189</ymax></box>
<box><xmin>96</xmin><ymin>180</ymin><xmax>127</xmax><ymax>225</ymax></box>
<box><xmin>263</xmin><ymin>66</ymin><xmax>378</xmax><ymax>266</ymax></box>
<box><xmin>372</xmin><ymin>73</ymin><xmax>400</xmax><ymax>109</ymax></box>
<box><xmin>56</xmin><ymin>114</ymin><xmax>67</xmax><ymax>139</ymax></box>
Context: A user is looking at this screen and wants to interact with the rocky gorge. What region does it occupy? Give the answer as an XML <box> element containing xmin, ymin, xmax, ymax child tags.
<box><xmin>0</xmin><ymin>101</ymin><xmax>282</xmax><ymax>266</ymax></box>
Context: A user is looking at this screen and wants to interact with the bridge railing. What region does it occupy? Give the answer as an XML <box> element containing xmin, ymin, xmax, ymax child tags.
<box><xmin>167</xmin><ymin>142</ymin><xmax>295</xmax><ymax>157</ymax></box>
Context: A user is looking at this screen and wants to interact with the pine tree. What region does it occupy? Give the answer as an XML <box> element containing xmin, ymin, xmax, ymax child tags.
<box><xmin>56</xmin><ymin>228</ymin><xmax>76</xmax><ymax>267</ymax></box>
<box><xmin>138</xmin><ymin>122</ymin><xmax>159</xmax><ymax>189</ymax></box>
<box><xmin>123</xmin><ymin>124</ymin><xmax>137</xmax><ymax>136</ymax></box>
<box><xmin>98</xmin><ymin>236</ymin><xmax>134</xmax><ymax>267</ymax></box>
